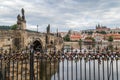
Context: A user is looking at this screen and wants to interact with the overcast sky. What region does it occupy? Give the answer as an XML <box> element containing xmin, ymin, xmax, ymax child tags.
<box><xmin>0</xmin><ymin>0</ymin><xmax>120</xmax><ymax>32</ymax></box>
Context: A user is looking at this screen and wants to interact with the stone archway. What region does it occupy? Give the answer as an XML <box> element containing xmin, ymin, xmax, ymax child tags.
<box><xmin>32</xmin><ymin>39</ymin><xmax>43</xmax><ymax>52</ymax></box>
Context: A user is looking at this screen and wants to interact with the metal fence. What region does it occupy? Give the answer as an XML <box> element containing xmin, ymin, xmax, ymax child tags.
<box><xmin>0</xmin><ymin>49</ymin><xmax>120</xmax><ymax>80</ymax></box>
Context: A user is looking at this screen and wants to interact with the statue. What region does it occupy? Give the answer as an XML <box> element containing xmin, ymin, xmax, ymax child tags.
<box><xmin>21</xmin><ymin>8</ymin><xmax>25</xmax><ymax>21</ymax></box>
<box><xmin>17</xmin><ymin>14</ymin><xmax>21</xmax><ymax>20</ymax></box>
<box><xmin>46</xmin><ymin>34</ymin><xmax>49</xmax><ymax>44</ymax></box>
<box><xmin>47</xmin><ymin>24</ymin><xmax>50</xmax><ymax>33</ymax></box>
<box><xmin>21</xmin><ymin>8</ymin><xmax>24</xmax><ymax>16</ymax></box>
<box><xmin>16</xmin><ymin>8</ymin><xmax>27</xmax><ymax>30</ymax></box>
<box><xmin>17</xmin><ymin>14</ymin><xmax>22</xmax><ymax>25</ymax></box>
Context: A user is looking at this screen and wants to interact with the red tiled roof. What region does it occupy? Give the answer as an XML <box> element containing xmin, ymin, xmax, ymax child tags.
<box><xmin>105</xmin><ymin>33</ymin><xmax>120</xmax><ymax>40</ymax></box>
<box><xmin>70</xmin><ymin>35</ymin><xmax>81</xmax><ymax>39</ymax></box>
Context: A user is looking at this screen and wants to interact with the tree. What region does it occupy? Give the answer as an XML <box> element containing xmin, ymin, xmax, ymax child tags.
<box><xmin>79</xmin><ymin>39</ymin><xmax>82</xmax><ymax>43</ymax></box>
<box><xmin>96</xmin><ymin>31</ymin><xmax>106</xmax><ymax>34</ymax></box>
<box><xmin>91</xmin><ymin>37</ymin><xmax>95</xmax><ymax>42</ymax></box>
<box><xmin>88</xmin><ymin>31</ymin><xmax>93</xmax><ymax>35</ymax></box>
<box><xmin>79</xmin><ymin>39</ymin><xmax>82</xmax><ymax>50</ymax></box>
<box><xmin>63</xmin><ymin>34</ymin><xmax>70</xmax><ymax>41</ymax></box>
<box><xmin>85</xmin><ymin>37</ymin><xmax>95</xmax><ymax>42</ymax></box>
<box><xmin>0</xmin><ymin>25</ymin><xmax>10</xmax><ymax>30</ymax></box>
<box><xmin>11</xmin><ymin>24</ymin><xmax>18</xmax><ymax>30</ymax></box>
<box><xmin>108</xmin><ymin>36</ymin><xmax>113</xmax><ymax>42</ymax></box>
<box><xmin>118</xmin><ymin>32</ymin><xmax>120</xmax><ymax>34</ymax></box>
<box><xmin>96</xmin><ymin>31</ymin><xmax>99</xmax><ymax>33</ymax></box>
<box><xmin>107</xmin><ymin>36</ymin><xmax>113</xmax><ymax>51</ymax></box>
<box><xmin>100</xmin><ymin>31</ymin><xmax>106</xmax><ymax>34</ymax></box>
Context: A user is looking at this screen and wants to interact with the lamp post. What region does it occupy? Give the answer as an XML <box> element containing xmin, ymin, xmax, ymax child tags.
<box><xmin>37</xmin><ymin>25</ymin><xmax>38</xmax><ymax>32</ymax></box>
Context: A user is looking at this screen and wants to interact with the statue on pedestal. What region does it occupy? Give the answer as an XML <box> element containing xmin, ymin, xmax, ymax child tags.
<box><xmin>17</xmin><ymin>14</ymin><xmax>22</xmax><ymax>24</ymax></box>
<box><xmin>21</xmin><ymin>8</ymin><xmax>26</xmax><ymax>21</ymax></box>
<box><xmin>47</xmin><ymin>24</ymin><xmax>50</xmax><ymax>34</ymax></box>
<box><xmin>17</xmin><ymin>8</ymin><xmax>26</xmax><ymax>30</ymax></box>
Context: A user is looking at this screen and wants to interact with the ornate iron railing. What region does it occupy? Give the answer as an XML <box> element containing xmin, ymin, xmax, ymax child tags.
<box><xmin>0</xmin><ymin>49</ymin><xmax>120</xmax><ymax>80</ymax></box>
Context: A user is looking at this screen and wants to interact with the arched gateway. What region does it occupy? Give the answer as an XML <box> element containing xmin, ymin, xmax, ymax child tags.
<box><xmin>32</xmin><ymin>39</ymin><xmax>43</xmax><ymax>52</ymax></box>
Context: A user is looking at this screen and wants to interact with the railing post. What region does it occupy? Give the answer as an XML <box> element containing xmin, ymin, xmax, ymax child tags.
<box><xmin>30</xmin><ymin>47</ymin><xmax>34</xmax><ymax>80</ymax></box>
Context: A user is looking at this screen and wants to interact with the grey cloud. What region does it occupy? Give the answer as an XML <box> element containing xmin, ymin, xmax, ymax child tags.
<box><xmin>0</xmin><ymin>0</ymin><xmax>120</xmax><ymax>32</ymax></box>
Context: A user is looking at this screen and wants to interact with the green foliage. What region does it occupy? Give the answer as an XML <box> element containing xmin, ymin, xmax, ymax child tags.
<box><xmin>118</xmin><ymin>32</ymin><xmax>120</xmax><ymax>34</ymax></box>
<box><xmin>92</xmin><ymin>38</ymin><xmax>95</xmax><ymax>42</ymax></box>
<box><xmin>10</xmin><ymin>24</ymin><xmax>18</xmax><ymax>30</ymax></box>
<box><xmin>79</xmin><ymin>39</ymin><xmax>82</xmax><ymax>44</ymax></box>
<box><xmin>108</xmin><ymin>36</ymin><xmax>113</xmax><ymax>42</ymax></box>
<box><xmin>87</xmin><ymin>31</ymin><xmax>93</xmax><ymax>35</ymax></box>
<box><xmin>110</xmin><ymin>31</ymin><xmax>112</xmax><ymax>33</ymax></box>
<box><xmin>26</xmin><ymin>29</ymin><xmax>37</xmax><ymax>32</ymax></box>
<box><xmin>96</xmin><ymin>31</ymin><xmax>99</xmax><ymax>33</ymax></box>
<box><xmin>96</xmin><ymin>31</ymin><xmax>106</xmax><ymax>34</ymax></box>
<box><xmin>0</xmin><ymin>24</ymin><xmax>18</xmax><ymax>30</ymax></box>
<box><xmin>63</xmin><ymin>34</ymin><xmax>70</xmax><ymax>41</ymax></box>
<box><xmin>108</xmin><ymin>44</ymin><xmax>113</xmax><ymax>50</ymax></box>
<box><xmin>101</xmin><ymin>31</ymin><xmax>106</xmax><ymax>34</ymax></box>
<box><xmin>85</xmin><ymin>37</ymin><xmax>95</xmax><ymax>42</ymax></box>
<box><xmin>0</xmin><ymin>25</ymin><xmax>11</xmax><ymax>30</ymax></box>
<box><xmin>79</xmin><ymin>39</ymin><xmax>82</xmax><ymax>49</ymax></box>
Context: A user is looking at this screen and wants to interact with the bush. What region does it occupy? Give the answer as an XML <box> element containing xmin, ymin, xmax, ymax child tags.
<box><xmin>11</xmin><ymin>24</ymin><xmax>18</xmax><ymax>30</ymax></box>
<box><xmin>108</xmin><ymin>36</ymin><xmax>113</xmax><ymax>42</ymax></box>
<box><xmin>63</xmin><ymin>34</ymin><xmax>70</xmax><ymax>41</ymax></box>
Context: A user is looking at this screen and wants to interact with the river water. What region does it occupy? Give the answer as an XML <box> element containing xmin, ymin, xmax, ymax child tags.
<box><xmin>51</xmin><ymin>59</ymin><xmax>120</xmax><ymax>80</ymax></box>
<box><xmin>51</xmin><ymin>43</ymin><xmax>120</xmax><ymax>80</ymax></box>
